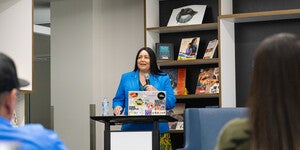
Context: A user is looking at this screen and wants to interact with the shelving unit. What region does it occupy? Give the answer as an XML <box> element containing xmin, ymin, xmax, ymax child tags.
<box><xmin>157</xmin><ymin>58</ymin><xmax>218</xmax><ymax>66</ymax></box>
<box><xmin>144</xmin><ymin>0</ymin><xmax>300</xmax><ymax>148</ymax></box>
<box><xmin>146</xmin><ymin>23</ymin><xmax>218</xmax><ymax>33</ymax></box>
<box><xmin>220</xmin><ymin>9</ymin><xmax>300</xmax><ymax>23</ymax></box>
<box><xmin>219</xmin><ymin>0</ymin><xmax>300</xmax><ymax>106</ymax></box>
<box><xmin>144</xmin><ymin>0</ymin><xmax>220</xmax><ymax>148</ymax></box>
<box><xmin>145</xmin><ymin>0</ymin><xmax>220</xmax><ymax>103</ymax></box>
<box><xmin>176</xmin><ymin>93</ymin><xmax>219</xmax><ymax>99</ymax></box>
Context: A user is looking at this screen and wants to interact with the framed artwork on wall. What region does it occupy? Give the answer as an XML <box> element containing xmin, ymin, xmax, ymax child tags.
<box><xmin>167</xmin><ymin>5</ymin><xmax>207</xmax><ymax>27</ymax></box>
<box><xmin>155</xmin><ymin>43</ymin><xmax>174</xmax><ymax>60</ymax></box>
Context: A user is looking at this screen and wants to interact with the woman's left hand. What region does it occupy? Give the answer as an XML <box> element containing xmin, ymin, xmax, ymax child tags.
<box><xmin>144</xmin><ymin>85</ymin><xmax>157</xmax><ymax>91</ymax></box>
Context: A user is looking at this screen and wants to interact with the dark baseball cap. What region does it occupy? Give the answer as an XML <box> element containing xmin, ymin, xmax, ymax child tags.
<box><xmin>0</xmin><ymin>53</ymin><xmax>29</xmax><ymax>93</ymax></box>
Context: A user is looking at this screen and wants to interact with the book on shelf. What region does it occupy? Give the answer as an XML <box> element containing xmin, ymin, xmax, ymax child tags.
<box><xmin>162</xmin><ymin>68</ymin><xmax>186</xmax><ymax>95</ymax></box>
<box><xmin>161</xmin><ymin>69</ymin><xmax>178</xmax><ymax>95</ymax></box>
<box><xmin>155</xmin><ymin>43</ymin><xmax>174</xmax><ymax>60</ymax></box>
<box><xmin>176</xmin><ymin>68</ymin><xmax>186</xmax><ymax>95</ymax></box>
<box><xmin>203</xmin><ymin>39</ymin><xmax>218</xmax><ymax>59</ymax></box>
<box><xmin>167</xmin><ymin>5</ymin><xmax>207</xmax><ymax>27</ymax></box>
<box><xmin>195</xmin><ymin>67</ymin><xmax>220</xmax><ymax>94</ymax></box>
<box><xmin>177</xmin><ymin>37</ymin><xmax>200</xmax><ymax>60</ymax></box>
<box><xmin>167</xmin><ymin>103</ymin><xmax>186</xmax><ymax>130</ymax></box>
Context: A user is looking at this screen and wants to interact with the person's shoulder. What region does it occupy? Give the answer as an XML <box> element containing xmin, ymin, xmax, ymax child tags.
<box><xmin>160</xmin><ymin>73</ymin><xmax>170</xmax><ymax>80</ymax></box>
<box><xmin>20</xmin><ymin>123</ymin><xmax>55</xmax><ymax>135</ymax></box>
<box><xmin>224</xmin><ymin>118</ymin><xmax>249</xmax><ymax>128</ymax></box>
<box><xmin>221</xmin><ymin>118</ymin><xmax>250</xmax><ymax>136</ymax></box>
<box><xmin>122</xmin><ymin>71</ymin><xmax>136</xmax><ymax>77</ymax></box>
<box><xmin>19</xmin><ymin>124</ymin><xmax>67</xmax><ymax>149</ymax></box>
<box><xmin>119</xmin><ymin>71</ymin><xmax>136</xmax><ymax>80</ymax></box>
<box><xmin>215</xmin><ymin>118</ymin><xmax>250</xmax><ymax>150</ymax></box>
<box><xmin>14</xmin><ymin>123</ymin><xmax>44</xmax><ymax>136</ymax></box>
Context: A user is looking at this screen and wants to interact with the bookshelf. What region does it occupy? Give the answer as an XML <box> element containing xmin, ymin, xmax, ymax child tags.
<box><xmin>219</xmin><ymin>0</ymin><xmax>300</xmax><ymax>106</ymax></box>
<box><xmin>144</xmin><ymin>0</ymin><xmax>220</xmax><ymax>148</ymax></box>
<box><xmin>144</xmin><ymin>0</ymin><xmax>300</xmax><ymax>148</ymax></box>
<box><xmin>145</xmin><ymin>0</ymin><xmax>220</xmax><ymax>106</ymax></box>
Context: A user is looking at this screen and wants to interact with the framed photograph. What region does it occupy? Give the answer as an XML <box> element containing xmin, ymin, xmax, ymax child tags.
<box><xmin>167</xmin><ymin>5</ymin><xmax>207</xmax><ymax>27</ymax></box>
<box><xmin>155</xmin><ymin>43</ymin><xmax>174</xmax><ymax>60</ymax></box>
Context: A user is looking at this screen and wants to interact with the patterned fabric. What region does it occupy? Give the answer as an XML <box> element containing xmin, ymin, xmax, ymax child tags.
<box><xmin>215</xmin><ymin>118</ymin><xmax>251</xmax><ymax>150</ymax></box>
<box><xmin>160</xmin><ymin>132</ymin><xmax>172</xmax><ymax>150</ymax></box>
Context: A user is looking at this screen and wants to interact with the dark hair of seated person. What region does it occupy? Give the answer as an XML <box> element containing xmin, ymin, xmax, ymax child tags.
<box><xmin>247</xmin><ymin>33</ymin><xmax>300</xmax><ymax>150</ymax></box>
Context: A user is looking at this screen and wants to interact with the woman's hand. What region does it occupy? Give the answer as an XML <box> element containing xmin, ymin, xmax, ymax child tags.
<box><xmin>113</xmin><ymin>106</ymin><xmax>123</xmax><ymax>116</ymax></box>
<box><xmin>144</xmin><ymin>85</ymin><xmax>157</xmax><ymax>91</ymax></box>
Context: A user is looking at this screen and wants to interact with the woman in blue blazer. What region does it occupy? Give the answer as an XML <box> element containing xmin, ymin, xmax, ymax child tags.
<box><xmin>113</xmin><ymin>47</ymin><xmax>176</xmax><ymax>150</ymax></box>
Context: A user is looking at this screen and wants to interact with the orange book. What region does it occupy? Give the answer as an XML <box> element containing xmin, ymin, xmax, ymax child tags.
<box><xmin>177</xmin><ymin>68</ymin><xmax>186</xmax><ymax>95</ymax></box>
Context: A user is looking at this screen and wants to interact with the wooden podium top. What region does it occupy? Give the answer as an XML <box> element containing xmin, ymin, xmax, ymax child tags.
<box><xmin>90</xmin><ymin>115</ymin><xmax>177</xmax><ymax>124</ymax></box>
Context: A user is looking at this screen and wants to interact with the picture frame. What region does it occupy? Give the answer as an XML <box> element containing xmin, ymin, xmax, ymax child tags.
<box><xmin>155</xmin><ymin>43</ymin><xmax>174</xmax><ymax>60</ymax></box>
<box><xmin>167</xmin><ymin>5</ymin><xmax>207</xmax><ymax>27</ymax></box>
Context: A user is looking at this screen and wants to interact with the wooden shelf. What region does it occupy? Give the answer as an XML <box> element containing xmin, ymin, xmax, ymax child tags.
<box><xmin>219</xmin><ymin>8</ymin><xmax>300</xmax><ymax>23</ymax></box>
<box><xmin>170</xmin><ymin>130</ymin><xmax>184</xmax><ymax>133</ymax></box>
<box><xmin>158</xmin><ymin>58</ymin><xmax>219</xmax><ymax>67</ymax></box>
<box><xmin>146</xmin><ymin>23</ymin><xmax>218</xmax><ymax>34</ymax></box>
<box><xmin>176</xmin><ymin>93</ymin><xmax>219</xmax><ymax>99</ymax></box>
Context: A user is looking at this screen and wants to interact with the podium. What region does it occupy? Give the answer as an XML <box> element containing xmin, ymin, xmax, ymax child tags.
<box><xmin>90</xmin><ymin>115</ymin><xmax>177</xmax><ymax>150</ymax></box>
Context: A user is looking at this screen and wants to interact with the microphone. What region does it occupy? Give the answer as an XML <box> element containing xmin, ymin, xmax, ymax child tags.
<box><xmin>144</xmin><ymin>73</ymin><xmax>150</xmax><ymax>86</ymax></box>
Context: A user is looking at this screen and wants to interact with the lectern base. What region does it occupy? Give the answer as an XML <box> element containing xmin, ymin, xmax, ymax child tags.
<box><xmin>110</xmin><ymin>131</ymin><xmax>152</xmax><ymax>150</ymax></box>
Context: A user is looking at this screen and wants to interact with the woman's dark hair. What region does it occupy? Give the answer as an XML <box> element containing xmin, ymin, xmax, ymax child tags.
<box><xmin>133</xmin><ymin>47</ymin><xmax>164</xmax><ymax>75</ymax></box>
<box><xmin>190</xmin><ymin>38</ymin><xmax>197</xmax><ymax>53</ymax></box>
<box><xmin>190</xmin><ymin>38</ymin><xmax>197</xmax><ymax>44</ymax></box>
<box><xmin>247</xmin><ymin>33</ymin><xmax>300</xmax><ymax>150</ymax></box>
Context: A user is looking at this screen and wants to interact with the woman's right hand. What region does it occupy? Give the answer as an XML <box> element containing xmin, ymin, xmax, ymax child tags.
<box><xmin>113</xmin><ymin>106</ymin><xmax>123</xmax><ymax>116</ymax></box>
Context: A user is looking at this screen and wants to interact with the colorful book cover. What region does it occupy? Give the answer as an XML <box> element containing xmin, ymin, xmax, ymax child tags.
<box><xmin>167</xmin><ymin>103</ymin><xmax>186</xmax><ymax>130</ymax></box>
<box><xmin>162</xmin><ymin>68</ymin><xmax>186</xmax><ymax>95</ymax></box>
<box><xmin>203</xmin><ymin>39</ymin><xmax>218</xmax><ymax>59</ymax></box>
<box><xmin>177</xmin><ymin>37</ymin><xmax>200</xmax><ymax>60</ymax></box>
<box><xmin>195</xmin><ymin>67</ymin><xmax>220</xmax><ymax>94</ymax></box>
<box><xmin>156</xmin><ymin>43</ymin><xmax>174</xmax><ymax>60</ymax></box>
<box><xmin>161</xmin><ymin>69</ymin><xmax>178</xmax><ymax>94</ymax></box>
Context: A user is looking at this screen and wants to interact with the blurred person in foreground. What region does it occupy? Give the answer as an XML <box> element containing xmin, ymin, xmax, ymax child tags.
<box><xmin>112</xmin><ymin>47</ymin><xmax>176</xmax><ymax>150</ymax></box>
<box><xmin>215</xmin><ymin>33</ymin><xmax>300</xmax><ymax>150</ymax></box>
<box><xmin>0</xmin><ymin>53</ymin><xmax>67</xmax><ymax>150</ymax></box>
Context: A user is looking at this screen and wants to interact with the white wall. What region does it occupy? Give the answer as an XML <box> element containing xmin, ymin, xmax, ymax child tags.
<box><xmin>93</xmin><ymin>1</ymin><xmax>144</xmax><ymax>149</ymax></box>
<box><xmin>51</xmin><ymin>0</ymin><xmax>144</xmax><ymax>149</ymax></box>
<box><xmin>0</xmin><ymin>0</ymin><xmax>32</xmax><ymax>91</ymax></box>
<box><xmin>51</xmin><ymin>0</ymin><xmax>93</xmax><ymax>149</ymax></box>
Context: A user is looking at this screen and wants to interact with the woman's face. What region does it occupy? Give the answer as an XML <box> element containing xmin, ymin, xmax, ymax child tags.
<box><xmin>137</xmin><ymin>50</ymin><xmax>150</xmax><ymax>72</ymax></box>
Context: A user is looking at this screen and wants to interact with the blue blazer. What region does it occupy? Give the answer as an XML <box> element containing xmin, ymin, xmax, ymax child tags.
<box><xmin>113</xmin><ymin>70</ymin><xmax>176</xmax><ymax>133</ymax></box>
